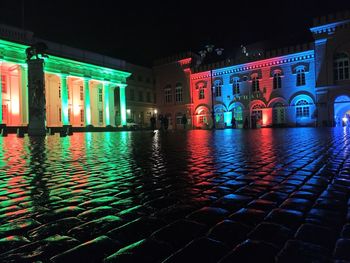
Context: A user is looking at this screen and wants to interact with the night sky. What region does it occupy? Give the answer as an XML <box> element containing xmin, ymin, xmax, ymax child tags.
<box><xmin>1</xmin><ymin>0</ymin><xmax>350</xmax><ymax>66</ymax></box>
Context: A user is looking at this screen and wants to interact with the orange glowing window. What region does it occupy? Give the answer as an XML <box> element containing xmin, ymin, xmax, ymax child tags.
<box><xmin>1</xmin><ymin>75</ymin><xmax>7</xmax><ymax>93</ymax></box>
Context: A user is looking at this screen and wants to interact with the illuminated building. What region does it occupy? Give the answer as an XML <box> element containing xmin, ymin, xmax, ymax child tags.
<box><xmin>154</xmin><ymin>11</ymin><xmax>350</xmax><ymax>129</ymax></box>
<box><xmin>0</xmin><ymin>24</ymin><xmax>156</xmax><ymax>130</ymax></box>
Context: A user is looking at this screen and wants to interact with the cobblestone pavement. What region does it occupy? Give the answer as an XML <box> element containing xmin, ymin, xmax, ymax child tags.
<box><xmin>0</xmin><ymin>128</ymin><xmax>350</xmax><ymax>262</ymax></box>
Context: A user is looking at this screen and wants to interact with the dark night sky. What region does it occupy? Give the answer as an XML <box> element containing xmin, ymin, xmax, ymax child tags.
<box><xmin>1</xmin><ymin>0</ymin><xmax>350</xmax><ymax>66</ymax></box>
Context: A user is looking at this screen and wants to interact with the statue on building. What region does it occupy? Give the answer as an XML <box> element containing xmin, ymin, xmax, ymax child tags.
<box><xmin>26</xmin><ymin>42</ymin><xmax>49</xmax><ymax>61</ymax></box>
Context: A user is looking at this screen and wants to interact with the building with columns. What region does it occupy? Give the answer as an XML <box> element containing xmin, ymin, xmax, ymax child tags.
<box><xmin>0</xmin><ymin>37</ymin><xmax>130</xmax><ymax>129</ymax></box>
<box><xmin>153</xmin><ymin>11</ymin><xmax>350</xmax><ymax>129</ymax></box>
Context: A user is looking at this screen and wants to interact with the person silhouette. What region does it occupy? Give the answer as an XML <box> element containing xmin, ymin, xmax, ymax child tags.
<box><xmin>182</xmin><ymin>114</ymin><xmax>188</xmax><ymax>129</ymax></box>
<box><xmin>243</xmin><ymin>117</ymin><xmax>249</xmax><ymax>129</ymax></box>
<box><xmin>231</xmin><ymin>116</ymin><xmax>236</xmax><ymax>128</ymax></box>
<box><xmin>150</xmin><ymin>115</ymin><xmax>156</xmax><ymax>131</ymax></box>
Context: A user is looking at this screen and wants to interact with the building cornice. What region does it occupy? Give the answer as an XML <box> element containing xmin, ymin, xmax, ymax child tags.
<box><xmin>310</xmin><ymin>19</ymin><xmax>350</xmax><ymax>35</ymax></box>
<box><xmin>191</xmin><ymin>50</ymin><xmax>314</xmax><ymax>80</ymax></box>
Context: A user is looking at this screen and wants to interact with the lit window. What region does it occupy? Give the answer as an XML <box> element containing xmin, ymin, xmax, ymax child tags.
<box><xmin>334</xmin><ymin>53</ymin><xmax>350</xmax><ymax>81</ymax></box>
<box><xmin>233</xmin><ymin>106</ymin><xmax>243</xmax><ymax>121</ymax></box>
<box><xmin>199</xmin><ymin>88</ymin><xmax>205</xmax><ymax>100</ymax></box>
<box><xmin>1</xmin><ymin>75</ymin><xmax>6</xmax><ymax>93</ymax></box>
<box><xmin>296</xmin><ymin>100</ymin><xmax>310</xmax><ymax>118</ymax></box>
<box><xmin>296</xmin><ymin>68</ymin><xmax>306</xmax><ymax>86</ymax></box>
<box><xmin>233</xmin><ymin>78</ymin><xmax>240</xmax><ymax>95</ymax></box>
<box><xmin>199</xmin><ymin>115</ymin><xmax>207</xmax><ymax>124</ymax></box>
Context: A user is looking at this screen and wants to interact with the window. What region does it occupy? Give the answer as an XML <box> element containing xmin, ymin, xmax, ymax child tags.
<box><xmin>252</xmin><ymin>104</ymin><xmax>264</xmax><ymax>120</ymax></box>
<box><xmin>80</xmin><ymin>109</ymin><xmax>84</xmax><ymax>122</ymax></box>
<box><xmin>98</xmin><ymin>88</ymin><xmax>103</xmax><ymax>102</ymax></box>
<box><xmin>138</xmin><ymin>75</ymin><xmax>143</xmax><ymax>82</ymax></box>
<box><xmin>165</xmin><ymin>87</ymin><xmax>172</xmax><ymax>103</ymax></box>
<box><xmin>147</xmin><ymin>92</ymin><xmax>151</xmax><ymax>102</ymax></box>
<box><xmin>138</xmin><ymin>91</ymin><xmax>143</xmax><ymax>102</ymax></box>
<box><xmin>99</xmin><ymin>110</ymin><xmax>103</xmax><ymax>123</ymax></box>
<box><xmin>296</xmin><ymin>100</ymin><xmax>310</xmax><ymax>118</ymax></box>
<box><xmin>67</xmin><ymin>86</ymin><xmax>70</xmax><ymax>100</ymax></box>
<box><xmin>130</xmin><ymin>89</ymin><xmax>135</xmax><ymax>100</ymax></box>
<box><xmin>334</xmin><ymin>53</ymin><xmax>350</xmax><ymax>81</ymax></box>
<box><xmin>154</xmin><ymin>93</ymin><xmax>157</xmax><ymax>103</ymax></box>
<box><xmin>175</xmin><ymin>85</ymin><xmax>183</xmax><ymax>102</ymax></box>
<box><xmin>199</xmin><ymin>115</ymin><xmax>207</xmax><ymax>124</ymax></box>
<box><xmin>146</xmin><ymin>77</ymin><xmax>151</xmax><ymax>83</ymax></box>
<box><xmin>233</xmin><ymin>106</ymin><xmax>243</xmax><ymax>121</ymax></box>
<box><xmin>1</xmin><ymin>75</ymin><xmax>6</xmax><ymax>93</ymax></box>
<box><xmin>252</xmin><ymin>76</ymin><xmax>260</xmax><ymax>92</ymax></box>
<box><xmin>58</xmin><ymin>85</ymin><xmax>61</xmax><ymax>98</ymax></box>
<box><xmin>233</xmin><ymin>78</ymin><xmax>240</xmax><ymax>94</ymax></box>
<box><xmin>68</xmin><ymin>108</ymin><xmax>71</xmax><ymax>122</ymax></box>
<box><xmin>80</xmin><ymin>86</ymin><xmax>84</xmax><ymax>101</ymax></box>
<box><xmin>215</xmin><ymin>85</ymin><xmax>222</xmax><ymax>97</ymax></box>
<box><xmin>296</xmin><ymin>68</ymin><xmax>306</xmax><ymax>86</ymax></box>
<box><xmin>199</xmin><ymin>88</ymin><xmax>205</xmax><ymax>100</ymax></box>
<box><xmin>273</xmin><ymin>72</ymin><xmax>282</xmax><ymax>89</ymax></box>
<box><xmin>59</xmin><ymin>108</ymin><xmax>61</xmax><ymax>122</ymax></box>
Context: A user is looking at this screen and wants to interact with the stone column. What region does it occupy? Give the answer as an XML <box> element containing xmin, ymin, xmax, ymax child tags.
<box><xmin>60</xmin><ymin>74</ymin><xmax>69</xmax><ymax>126</ymax></box>
<box><xmin>109</xmin><ymin>86</ymin><xmax>116</xmax><ymax>127</ymax></box>
<box><xmin>83</xmin><ymin>78</ymin><xmax>91</xmax><ymax>126</ymax></box>
<box><xmin>103</xmin><ymin>82</ymin><xmax>110</xmax><ymax>126</ymax></box>
<box><xmin>20</xmin><ymin>64</ymin><xmax>28</xmax><ymax>125</ymax></box>
<box><xmin>27</xmin><ymin>59</ymin><xmax>46</xmax><ymax>136</ymax></box>
<box><xmin>119</xmin><ymin>84</ymin><xmax>127</xmax><ymax>126</ymax></box>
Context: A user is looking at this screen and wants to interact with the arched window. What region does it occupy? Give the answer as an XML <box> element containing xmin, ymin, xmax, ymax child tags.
<box><xmin>215</xmin><ymin>84</ymin><xmax>222</xmax><ymax>97</ymax></box>
<box><xmin>251</xmin><ymin>75</ymin><xmax>260</xmax><ymax>92</ymax></box>
<box><xmin>334</xmin><ymin>53</ymin><xmax>350</xmax><ymax>81</ymax></box>
<box><xmin>273</xmin><ymin>71</ymin><xmax>282</xmax><ymax>89</ymax></box>
<box><xmin>233</xmin><ymin>78</ymin><xmax>240</xmax><ymax>94</ymax></box>
<box><xmin>296</xmin><ymin>68</ymin><xmax>306</xmax><ymax>86</ymax></box>
<box><xmin>233</xmin><ymin>106</ymin><xmax>243</xmax><ymax>121</ymax></box>
<box><xmin>175</xmin><ymin>83</ymin><xmax>183</xmax><ymax>102</ymax></box>
<box><xmin>296</xmin><ymin>99</ymin><xmax>310</xmax><ymax>118</ymax></box>
<box><xmin>252</xmin><ymin>104</ymin><xmax>264</xmax><ymax>120</ymax></box>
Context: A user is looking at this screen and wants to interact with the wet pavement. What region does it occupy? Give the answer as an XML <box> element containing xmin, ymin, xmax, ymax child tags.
<box><xmin>0</xmin><ymin>128</ymin><xmax>350</xmax><ymax>262</ymax></box>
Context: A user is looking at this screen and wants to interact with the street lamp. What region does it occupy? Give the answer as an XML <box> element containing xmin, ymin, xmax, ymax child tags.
<box><xmin>198</xmin><ymin>44</ymin><xmax>224</xmax><ymax>130</ymax></box>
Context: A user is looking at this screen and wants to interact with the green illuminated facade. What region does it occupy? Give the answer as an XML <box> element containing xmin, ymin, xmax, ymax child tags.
<box><xmin>0</xmin><ymin>38</ymin><xmax>130</xmax><ymax>128</ymax></box>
